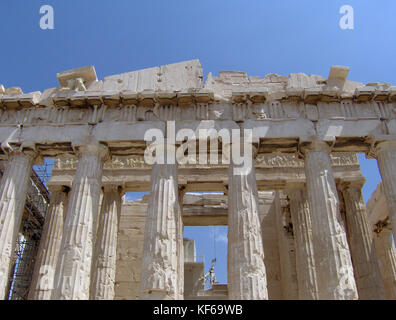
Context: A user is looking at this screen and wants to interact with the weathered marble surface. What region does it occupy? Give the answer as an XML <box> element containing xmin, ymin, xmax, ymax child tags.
<box><xmin>340</xmin><ymin>183</ymin><xmax>386</xmax><ymax>299</ymax></box>
<box><xmin>373</xmin><ymin>229</ymin><xmax>396</xmax><ymax>299</ymax></box>
<box><xmin>140</xmin><ymin>163</ymin><xmax>179</xmax><ymax>300</ymax></box>
<box><xmin>366</xmin><ymin>182</ymin><xmax>396</xmax><ymax>300</ymax></box>
<box><xmin>286</xmin><ymin>186</ymin><xmax>319</xmax><ymax>300</ymax></box>
<box><xmin>227</xmin><ymin>147</ymin><xmax>268</xmax><ymax>300</ymax></box>
<box><xmin>303</xmin><ymin>141</ymin><xmax>358</xmax><ymax>300</ymax></box>
<box><xmin>0</xmin><ymin>151</ymin><xmax>35</xmax><ymax>299</ymax></box>
<box><xmin>375</xmin><ymin>141</ymin><xmax>396</xmax><ymax>242</ymax></box>
<box><xmin>90</xmin><ymin>185</ymin><xmax>122</xmax><ymax>300</ymax></box>
<box><xmin>29</xmin><ymin>186</ymin><xmax>69</xmax><ymax>300</ymax></box>
<box><xmin>52</xmin><ymin>142</ymin><xmax>108</xmax><ymax>300</ymax></box>
<box><xmin>0</xmin><ymin>61</ymin><xmax>395</xmax><ymax>153</ymax></box>
<box><xmin>275</xmin><ymin>192</ymin><xmax>298</xmax><ymax>299</ymax></box>
<box><xmin>1</xmin><ymin>60</ymin><xmax>395</xmax><ymax>301</ymax></box>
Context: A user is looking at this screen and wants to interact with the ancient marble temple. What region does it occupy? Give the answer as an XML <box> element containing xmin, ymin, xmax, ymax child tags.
<box><xmin>0</xmin><ymin>60</ymin><xmax>395</xmax><ymax>300</ymax></box>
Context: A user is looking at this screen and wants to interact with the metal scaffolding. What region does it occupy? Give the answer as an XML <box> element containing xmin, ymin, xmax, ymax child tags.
<box><xmin>7</xmin><ymin>235</ymin><xmax>40</xmax><ymax>300</ymax></box>
<box><xmin>2</xmin><ymin>158</ymin><xmax>53</xmax><ymax>300</ymax></box>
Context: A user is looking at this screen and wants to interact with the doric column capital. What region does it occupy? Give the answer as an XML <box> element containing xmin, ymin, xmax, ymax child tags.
<box><xmin>338</xmin><ymin>179</ymin><xmax>365</xmax><ymax>192</ymax></box>
<box><xmin>72</xmin><ymin>137</ymin><xmax>109</xmax><ymax>161</ymax></box>
<box><xmin>366</xmin><ymin>136</ymin><xmax>396</xmax><ymax>158</ymax></box>
<box><xmin>1</xmin><ymin>141</ymin><xmax>38</xmax><ymax>161</ymax></box>
<box><xmin>373</xmin><ymin>140</ymin><xmax>396</xmax><ymax>155</ymax></box>
<box><xmin>222</xmin><ymin>141</ymin><xmax>258</xmax><ymax>158</ymax></box>
<box><xmin>47</xmin><ymin>185</ymin><xmax>70</xmax><ymax>194</ymax></box>
<box><xmin>75</xmin><ymin>142</ymin><xmax>109</xmax><ymax>160</ymax></box>
<box><xmin>102</xmin><ymin>184</ymin><xmax>123</xmax><ymax>195</ymax></box>
<box><xmin>284</xmin><ymin>182</ymin><xmax>306</xmax><ymax>193</ymax></box>
<box><xmin>299</xmin><ymin>140</ymin><xmax>332</xmax><ymax>157</ymax></box>
<box><xmin>223</xmin><ymin>141</ymin><xmax>258</xmax><ymax>177</ymax></box>
<box><xmin>145</xmin><ymin>138</ymin><xmax>178</xmax><ymax>165</ymax></box>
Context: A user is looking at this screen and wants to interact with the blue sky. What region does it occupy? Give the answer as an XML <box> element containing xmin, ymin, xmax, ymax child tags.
<box><xmin>2</xmin><ymin>1</ymin><xmax>394</xmax><ymax>286</ymax></box>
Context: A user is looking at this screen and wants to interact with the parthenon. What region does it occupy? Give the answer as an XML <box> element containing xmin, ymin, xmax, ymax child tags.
<box><xmin>0</xmin><ymin>59</ymin><xmax>395</xmax><ymax>299</ymax></box>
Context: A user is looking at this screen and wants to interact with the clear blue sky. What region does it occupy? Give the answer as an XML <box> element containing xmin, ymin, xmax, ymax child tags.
<box><xmin>2</xmin><ymin>1</ymin><xmax>394</xmax><ymax>286</ymax></box>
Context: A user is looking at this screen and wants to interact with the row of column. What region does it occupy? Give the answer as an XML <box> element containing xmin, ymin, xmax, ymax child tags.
<box><xmin>286</xmin><ymin>180</ymin><xmax>388</xmax><ymax>299</ymax></box>
<box><xmin>284</xmin><ymin>140</ymin><xmax>396</xmax><ymax>299</ymax></box>
<box><xmin>0</xmin><ymin>142</ymin><xmax>123</xmax><ymax>300</ymax></box>
<box><xmin>0</xmin><ymin>138</ymin><xmax>395</xmax><ymax>299</ymax></box>
<box><xmin>139</xmin><ymin>139</ymin><xmax>396</xmax><ymax>300</ymax></box>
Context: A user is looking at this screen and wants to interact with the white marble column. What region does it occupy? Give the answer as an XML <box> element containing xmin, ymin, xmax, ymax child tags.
<box><xmin>275</xmin><ymin>192</ymin><xmax>299</xmax><ymax>300</ymax></box>
<box><xmin>0</xmin><ymin>148</ymin><xmax>36</xmax><ymax>300</ymax></box>
<box><xmin>373</xmin><ymin>228</ymin><xmax>396</xmax><ymax>299</ymax></box>
<box><xmin>90</xmin><ymin>185</ymin><xmax>122</xmax><ymax>300</ymax></box>
<box><xmin>176</xmin><ymin>187</ymin><xmax>185</xmax><ymax>300</ymax></box>
<box><xmin>340</xmin><ymin>182</ymin><xmax>386</xmax><ymax>299</ymax></box>
<box><xmin>140</xmin><ymin>141</ymin><xmax>179</xmax><ymax>300</ymax></box>
<box><xmin>28</xmin><ymin>185</ymin><xmax>69</xmax><ymax>300</ymax></box>
<box><xmin>286</xmin><ymin>184</ymin><xmax>319</xmax><ymax>300</ymax></box>
<box><xmin>227</xmin><ymin>143</ymin><xmax>268</xmax><ymax>300</ymax></box>
<box><xmin>374</xmin><ymin>141</ymin><xmax>396</xmax><ymax>243</ymax></box>
<box><xmin>52</xmin><ymin>141</ymin><xmax>108</xmax><ymax>300</ymax></box>
<box><xmin>302</xmin><ymin>140</ymin><xmax>358</xmax><ymax>299</ymax></box>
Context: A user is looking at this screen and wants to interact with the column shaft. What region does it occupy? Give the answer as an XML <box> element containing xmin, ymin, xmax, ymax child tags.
<box><xmin>0</xmin><ymin>152</ymin><xmax>34</xmax><ymax>299</ymax></box>
<box><xmin>176</xmin><ymin>189</ymin><xmax>184</xmax><ymax>300</ymax></box>
<box><xmin>287</xmin><ymin>186</ymin><xmax>319</xmax><ymax>300</ymax></box>
<box><xmin>375</xmin><ymin>141</ymin><xmax>396</xmax><ymax>242</ymax></box>
<box><xmin>341</xmin><ymin>184</ymin><xmax>386</xmax><ymax>299</ymax></box>
<box><xmin>373</xmin><ymin>229</ymin><xmax>396</xmax><ymax>299</ymax></box>
<box><xmin>303</xmin><ymin>141</ymin><xmax>358</xmax><ymax>299</ymax></box>
<box><xmin>275</xmin><ymin>192</ymin><xmax>298</xmax><ymax>299</ymax></box>
<box><xmin>53</xmin><ymin>143</ymin><xmax>107</xmax><ymax>300</ymax></box>
<box><xmin>140</xmin><ymin>163</ymin><xmax>179</xmax><ymax>299</ymax></box>
<box><xmin>227</xmin><ymin>150</ymin><xmax>268</xmax><ymax>300</ymax></box>
<box><xmin>28</xmin><ymin>186</ymin><xmax>69</xmax><ymax>300</ymax></box>
<box><xmin>90</xmin><ymin>185</ymin><xmax>121</xmax><ymax>300</ymax></box>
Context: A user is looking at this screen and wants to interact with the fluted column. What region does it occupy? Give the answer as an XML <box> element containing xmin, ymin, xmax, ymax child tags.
<box><xmin>90</xmin><ymin>185</ymin><xmax>122</xmax><ymax>300</ymax></box>
<box><xmin>373</xmin><ymin>228</ymin><xmax>396</xmax><ymax>299</ymax></box>
<box><xmin>227</xmin><ymin>142</ymin><xmax>268</xmax><ymax>300</ymax></box>
<box><xmin>340</xmin><ymin>182</ymin><xmax>386</xmax><ymax>299</ymax></box>
<box><xmin>28</xmin><ymin>186</ymin><xmax>70</xmax><ymax>300</ymax></box>
<box><xmin>0</xmin><ymin>148</ymin><xmax>36</xmax><ymax>300</ymax></box>
<box><xmin>176</xmin><ymin>187</ymin><xmax>185</xmax><ymax>300</ymax></box>
<box><xmin>275</xmin><ymin>192</ymin><xmax>298</xmax><ymax>299</ymax></box>
<box><xmin>52</xmin><ymin>141</ymin><xmax>108</xmax><ymax>300</ymax></box>
<box><xmin>140</xmin><ymin>142</ymin><xmax>179</xmax><ymax>300</ymax></box>
<box><xmin>302</xmin><ymin>140</ymin><xmax>358</xmax><ymax>299</ymax></box>
<box><xmin>374</xmin><ymin>141</ymin><xmax>396</xmax><ymax>242</ymax></box>
<box><xmin>286</xmin><ymin>184</ymin><xmax>319</xmax><ymax>300</ymax></box>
